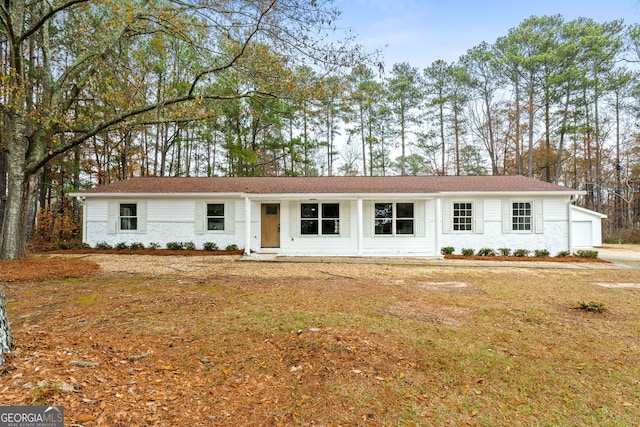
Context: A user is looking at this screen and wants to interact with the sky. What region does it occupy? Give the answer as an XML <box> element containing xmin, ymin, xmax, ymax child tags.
<box><xmin>333</xmin><ymin>0</ymin><xmax>640</xmax><ymax>70</ymax></box>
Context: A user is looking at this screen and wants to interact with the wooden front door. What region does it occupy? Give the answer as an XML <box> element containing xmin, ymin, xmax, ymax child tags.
<box><xmin>261</xmin><ymin>204</ymin><xmax>280</xmax><ymax>248</ymax></box>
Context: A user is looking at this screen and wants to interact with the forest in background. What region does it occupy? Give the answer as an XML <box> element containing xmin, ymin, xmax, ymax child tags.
<box><xmin>3</xmin><ymin>2</ymin><xmax>640</xmax><ymax>248</ymax></box>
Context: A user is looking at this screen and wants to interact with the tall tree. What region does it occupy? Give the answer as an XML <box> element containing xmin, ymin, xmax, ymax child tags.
<box><xmin>0</xmin><ymin>0</ymin><xmax>373</xmax><ymax>362</ymax></box>
<box><xmin>387</xmin><ymin>62</ymin><xmax>422</xmax><ymax>175</ymax></box>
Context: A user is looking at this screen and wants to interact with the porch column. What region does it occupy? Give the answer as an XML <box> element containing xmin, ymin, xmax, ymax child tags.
<box><xmin>357</xmin><ymin>198</ymin><xmax>363</xmax><ymax>256</ymax></box>
<box><xmin>244</xmin><ymin>197</ymin><xmax>251</xmax><ymax>256</ymax></box>
<box><xmin>434</xmin><ymin>197</ymin><xmax>442</xmax><ymax>257</ymax></box>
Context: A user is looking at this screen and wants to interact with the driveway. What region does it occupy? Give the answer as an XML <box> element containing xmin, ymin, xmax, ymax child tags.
<box><xmin>596</xmin><ymin>244</ymin><xmax>640</xmax><ymax>268</ymax></box>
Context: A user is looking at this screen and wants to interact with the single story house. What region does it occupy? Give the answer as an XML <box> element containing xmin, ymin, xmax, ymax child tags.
<box><xmin>72</xmin><ymin>175</ymin><xmax>606</xmax><ymax>257</ymax></box>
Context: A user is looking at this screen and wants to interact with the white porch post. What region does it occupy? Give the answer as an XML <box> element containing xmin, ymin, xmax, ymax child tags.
<box><xmin>357</xmin><ymin>198</ymin><xmax>363</xmax><ymax>256</ymax></box>
<box><xmin>244</xmin><ymin>197</ymin><xmax>251</xmax><ymax>256</ymax></box>
<box><xmin>435</xmin><ymin>197</ymin><xmax>442</xmax><ymax>257</ymax></box>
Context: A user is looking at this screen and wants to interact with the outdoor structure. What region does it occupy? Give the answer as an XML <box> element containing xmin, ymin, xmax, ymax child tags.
<box><xmin>72</xmin><ymin>175</ymin><xmax>605</xmax><ymax>257</ymax></box>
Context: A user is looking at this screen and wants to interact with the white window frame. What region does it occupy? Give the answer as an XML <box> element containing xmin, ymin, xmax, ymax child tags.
<box><xmin>452</xmin><ymin>202</ymin><xmax>473</xmax><ymax>232</ymax></box>
<box><xmin>512</xmin><ymin>201</ymin><xmax>533</xmax><ymax>232</ymax></box>
<box><xmin>300</xmin><ymin>202</ymin><xmax>340</xmax><ymax>236</ymax></box>
<box><xmin>206</xmin><ymin>203</ymin><xmax>225</xmax><ymax>231</ymax></box>
<box><xmin>119</xmin><ymin>203</ymin><xmax>138</xmax><ymax>231</ymax></box>
<box><xmin>374</xmin><ymin>202</ymin><xmax>415</xmax><ymax>236</ymax></box>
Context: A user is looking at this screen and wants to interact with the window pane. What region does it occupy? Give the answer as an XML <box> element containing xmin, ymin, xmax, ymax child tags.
<box><xmin>375</xmin><ymin>219</ymin><xmax>393</xmax><ymax>234</ymax></box>
<box><xmin>453</xmin><ymin>202</ymin><xmax>472</xmax><ymax>231</ymax></box>
<box><xmin>208</xmin><ymin>218</ymin><xmax>224</xmax><ymax>231</ymax></box>
<box><xmin>301</xmin><ymin>204</ymin><xmax>318</xmax><ymax>219</ymax></box>
<box><xmin>322</xmin><ymin>219</ymin><xmax>340</xmax><ymax>234</ymax></box>
<box><xmin>397</xmin><ymin>203</ymin><xmax>414</xmax><ymax>218</ymax></box>
<box><xmin>512</xmin><ymin>202</ymin><xmax>532</xmax><ymax>231</ymax></box>
<box><xmin>322</xmin><ymin>203</ymin><xmax>339</xmax><ymax>218</ymax></box>
<box><xmin>207</xmin><ymin>203</ymin><xmax>224</xmax><ymax>216</ymax></box>
<box><xmin>301</xmin><ymin>220</ymin><xmax>318</xmax><ymax>234</ymax></box>
<box><xmin>375</xmin><ymin>203</ymin><xmax>392</xmax><ymax>219</ymax></box>
<box><xmin>265</xmin><ymin>205</ymin><xmax>278</xmax><ymax>215</ymax></box>
<box><xmin>120</xmin><ymin>203</ymin><xmax>136</xmax><ymax>217</ymax></box>
<box><xmin>396</xmin><ymin>219</ymin><xmax>414</xmax><ymax>234</ymax></box>
<box><xmin>120</xmin><ymin>217</ymin><xmax>137</xmax><ymax>230</ymax></box>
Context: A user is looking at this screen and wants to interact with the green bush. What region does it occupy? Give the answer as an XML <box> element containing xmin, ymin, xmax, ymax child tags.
<box><xmin>148</xmin><ymin>242</ymin><xmax>160</xmax><ymax>249</ymax></box>
<box><xmin>184</xmin><ymin>241</ymin><xmax>196</xmax><ymax>250</ymax></box>
<box><xmin>440</xmin><ymin>246</ymin><xmax>455</xmax><ymax>255</ymax></box>
<box><xmin>534</xmin><ymin>249</ymin><xmax>550</xmax><ymax>257</ymax></box>
<box><xmin>577</xmin><ymin>301</ymin><xmax>607</xmax><ymax>313</ymax></box>
<box><xmin>225</xmin><ymin>244</ymin><xmax>239</xmax><ymax>251</ymax></box>
<box><xmin>115</xmin><ymin>242</ymin><xmax>129</xmax><ymax>250</ymax></box>
<box><xmin>461</xmin><ymin>248</ymin><xmax>475</xmax><ymax>256</ymax></box>
<box><xmin>166</xmin><ymin>241</ymin><xmax>185</xmax><ymax>250</ymax></box>
<box><xmin>576</xmin><ymin>249</ymin><xmax>598</xmax><ymax>259</ymax></box>
<box><xmin>95</xmin><ymin>241</ymin><xmax>112</xmax><ymax>249</ymax></box>
<box><xmin>513</xmin><ymin>249</ymin><xmax>530</xmax><ymax>257</ymax></box>
<box><xmin>498</xmin><ymin>247</ymin><xmax>511</xmax><ymax>256</ymax></box>
<box><xmin>203</xmin><ymin>242</ymin><xmax>219</xmax><ymax>251</ymax></box>
<box><xmin>56</xmin><ymin>241</ymin><xmax>72</xmax><ymax>250</ymax></box>
<box><xmin>477</xmin><ymin>247</ymin><xmax>496</xmax><ymax>256</ymax></box>
<box><xmin>556</xmin><ymin>250</ymin><xmax>571</xmax><ymax>258</ymax></box>
<box><xmin>129</xmin><ymin>242</ymin><xmax>145</xmax><ymax>250</ymax></box>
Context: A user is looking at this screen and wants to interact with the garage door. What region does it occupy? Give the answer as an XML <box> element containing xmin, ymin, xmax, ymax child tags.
<box><xmin>572</xmin><ymin>221</ymin><xmax>592</xmax><ymax>247</ymax></box>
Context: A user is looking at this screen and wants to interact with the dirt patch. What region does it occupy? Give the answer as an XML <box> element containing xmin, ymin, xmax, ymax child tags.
<box><xmin>592</xmin><ymin>282</ymin><xmax>640</xmax><ymax>288</ymax></box>
<box><xmin>385</xmin><ymin>302</ymin><xmax>473</xmax><ymax>327</ymax></box>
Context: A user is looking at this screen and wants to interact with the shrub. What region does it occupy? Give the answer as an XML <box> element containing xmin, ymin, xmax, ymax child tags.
<box><xmin>461</xmin><ymin>248</ymin><xmax>475</xmax><ymax>256</ymax></box>
<box><xmin>440</xmin><ymin>246</ymin><xmax>455</xmax><ymax>255</ymax></box>
<box><xmin>203</xmin><ymin>242</ymin><xmax>219</xmax><ymax>251</ymax></box>
<box><xmin>95</xmin><ymin>241</ymin><xmax>112</xmax><ymax>249</ymax></box>
<box><xmin>56</xmin><ymin>241</ymin><xmax>72</xmax><ymax>250</ymax></box>
<box><xmin>115</xmin><ymin>242</ymin><xmax>129</xmax><ymax>250</ymax></box>
<box><xmin>556</xmin><ymin>250</ymin><xmax>571</xmax><ymax>258</ymax></box>
<box><xmin>534</xmin><ymin>249</ymin><xmax>550</xmax><ymax>257</ymax></box>
<box><xmin>477</xmin><ymin>247</ymin><xmax>496</xmax><ymax>256</ymax></box>
<box><xmin>577</xmin><ymin>249</ymin><xmax>598</xmax><ymax>259</ymax></box>
<box><xmin>148</xmin><ymin>242</ymin><xmax>160</xmax><ymax>250</ymax></box>
<box><xmin>577</xmin><ymin>301</ymin><xmax>607</xmax><ymax>313</ymax></box>
<box><xmin>166</xmin><ymin>241</ymin><xmax>185</xmax><ymax>250</ymax></box>
<box><xmin>498</xmin><ymin>247</ymin><xmax>511</xmax><ymax>256</ymax></box>
<box><xmin>513</xmin><ymin>249</ymin><xmax>530</xmax><ymax>257</ymax></box>
<box><xmin>129</xmin><ymin>242</ymin><xmax>145</xmax><ymax>250</ymax></box>
<box><xmin>184</xmin><ymin>241</ymin><xmax>196</xmax><ymax>250</ymax></box>
<box><xmin>225</xmin><ymin>244</ymin><xmax>239</xmax><ymax>251</ymax></box>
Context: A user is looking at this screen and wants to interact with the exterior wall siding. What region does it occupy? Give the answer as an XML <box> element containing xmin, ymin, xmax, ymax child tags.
<box><xmin>81</xmin><ymin>193</ymin><xmax>581</xmax><ymax>256</ymax></box>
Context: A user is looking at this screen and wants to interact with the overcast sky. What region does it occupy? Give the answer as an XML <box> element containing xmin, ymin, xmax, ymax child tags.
<box><xmin>333</xmin><ymin>0</ymin><xmax>639</xmax><ymax>70</ymax></box>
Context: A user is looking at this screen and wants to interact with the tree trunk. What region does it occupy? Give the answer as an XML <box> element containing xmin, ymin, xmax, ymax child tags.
<box><xmin>0</xmin><ymin>281</ymin><xmax>13</xmax><ymax>365</ymax></box>
<box><xmin>1</xmin><ymin>113</ymin><xmax>29</xmax><ymax>260</ymax></box>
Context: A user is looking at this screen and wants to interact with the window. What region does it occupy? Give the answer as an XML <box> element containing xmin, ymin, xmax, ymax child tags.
<box><xmin>512</xmin><ymin>202</ymin><xmax>532</xmax><ymax>231</ymax></box>
<box><xmin>301</xmin><ymin>203</ymin><xmax>340</xmax><ymax>235</ymax></box>
<box><xmin>119</xmin><ymin>203</ymin><xmax>137</xmax><ymax>230</ymax></box>
<box><xmin>375</xmin><ymin>202</ymin><xmax>414</xmax><ymax>235</ymax></box>
<box><xmin>453</xmin><ymin>202</ymin><xmax>473</xmax><ymax>231</ymax></box>
<box><xmin>207</xmin><ymin>203</ymin><xmax>225</xmax><ymax>231</ymax></box>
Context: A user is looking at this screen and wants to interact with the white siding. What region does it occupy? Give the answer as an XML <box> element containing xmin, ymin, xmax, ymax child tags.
<box><xmin>81</xmin><ymin>193</ymin><xmax>578</xmax><ymax>257</ymax></box>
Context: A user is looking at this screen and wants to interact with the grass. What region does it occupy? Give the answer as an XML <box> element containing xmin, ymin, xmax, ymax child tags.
<box><xmin>3</xmin><ymin>259</ymin><xmax>640</xmax><ymax>426</ymax></box>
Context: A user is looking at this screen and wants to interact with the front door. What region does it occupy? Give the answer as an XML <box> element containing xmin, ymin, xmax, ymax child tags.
<box><xmin>261</xmin><ymin>204</ymin><xmax>280</xmax><ymax>248</ymax></box>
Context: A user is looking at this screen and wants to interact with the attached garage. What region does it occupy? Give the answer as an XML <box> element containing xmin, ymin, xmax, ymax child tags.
<box><xmin>571</xmin><ymin>205</ymin><xmax>607</xmax><ymax>249</ymax></box>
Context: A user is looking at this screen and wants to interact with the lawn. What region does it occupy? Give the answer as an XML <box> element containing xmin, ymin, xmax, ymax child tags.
<box><xmin>1</xmin><ymin>255</ymin><xmax>639</xmax><ymax>426</ymax></box>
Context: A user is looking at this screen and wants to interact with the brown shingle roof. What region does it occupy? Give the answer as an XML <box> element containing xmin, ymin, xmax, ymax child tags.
<box><xmin>76</xmin><ymin>175</ymin><xmax>579</xmax><ymax>196</ymax></box>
